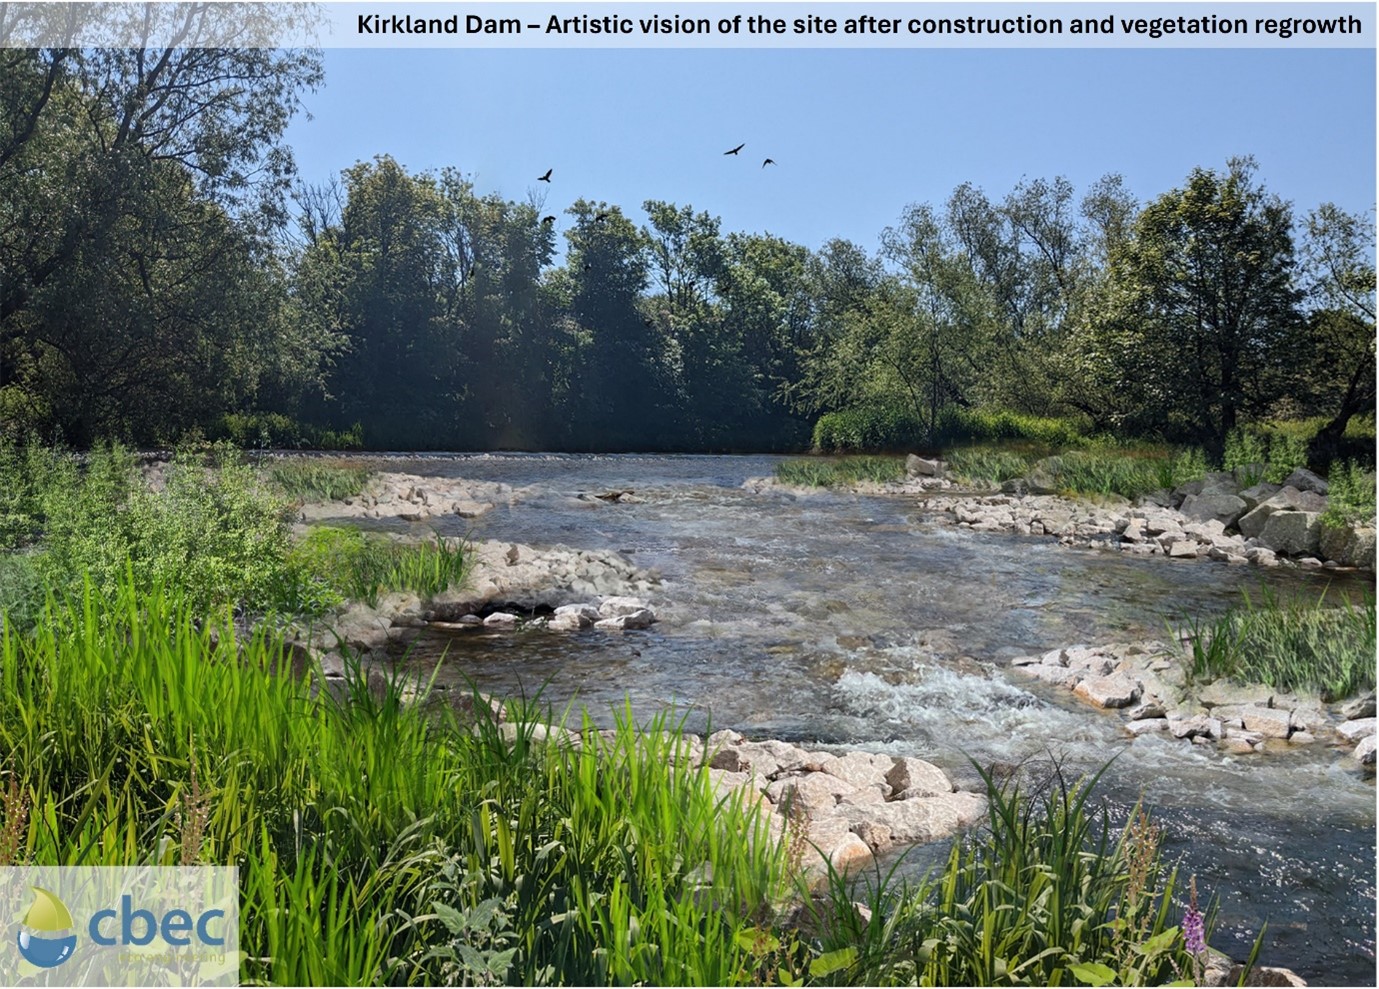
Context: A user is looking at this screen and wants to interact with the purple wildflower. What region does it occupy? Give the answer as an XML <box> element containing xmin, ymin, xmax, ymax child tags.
<box><xmin>1183</xmin><ymin>904</ymin><xmax>1206</xmax><ymax>955</ymax></box>
<box><xmin>1183</xmin><ymin>875</ymin><xmax>1206</xmax><ymax>955</ymax></box>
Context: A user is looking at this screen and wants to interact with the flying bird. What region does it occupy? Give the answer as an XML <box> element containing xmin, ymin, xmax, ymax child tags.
<box><xmin>762</xmin><ymin>158</ymin><xmax>776</xmax><ymax>168</ymax></box>
<box><xmin>538</xmin><ymin>168</ymin><xmax>552</xmax><ymax>182</ymax></box>
<box><xmin>723</xmin><ymin>143</ymin><xmax>745</xmax><ymax>156</ymax></box>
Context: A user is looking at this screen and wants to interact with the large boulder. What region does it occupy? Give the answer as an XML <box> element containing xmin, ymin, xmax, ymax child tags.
<box><xmin>1179</xmin><ymin>492</ymin><xmax>1247</xmax><ymax>527</ymax></box>
<box><xmin>1237</xmin><ymin>487</ymin><xmax>1328</xmax><ymax>539</ymax></box>
<box><xmin>1073</xmin><ymin>674</ymin><xmax>1142</xmax><ymax>709</ymax></box>
<box><xmin>1237</xmin><ymin>482</ymin><xmax>1282</xmax><ymax>511</ymax></box>
<box><xmin>766</xmin><ymin>773</ymin><xmax>856</xmax><ymax>819</ymax></box>
<box><xmin>1240</xmin><ymin>706</ymin><xmax>1293</xmax><ymax>739</ymax></box>
<box><xmin>906</xmin><ymin>454</ymin><xmax>941</xmax><ymax>477</ymax></box>
<box><xmin>1281</xmin><ymin>467</ymin><xmax>1329</xmax><ymax>495</ymax></box>
<box><xmin>819</xmin><ymin>751</ymin><xmax>894</xmax><ymax>796</ymax></box>
<box><xmin>1256</xmin><ymin>511</ymin><xmax>1322</xmax><ymax>556</ymax></box>
<box><xmin>886</xmin><ymin>757</ymin><xmax>954</xmax><ymax>798</ymax></box>
<box><xmin>837</xmin><ymin>791</ymin><xmax>986</xmax><ymax>844</ymax></box>
<box><xmin>804</xmin><ymin>817</ymin><xmax>874</xmax><ymax>873</ymax></box>
<box><xmin>1319</xmin><ymin>524</ymin><xmax>1376</xmax><ymax>569</ymax></box>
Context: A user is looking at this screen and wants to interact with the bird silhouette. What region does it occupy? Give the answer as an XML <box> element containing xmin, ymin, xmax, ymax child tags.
<box><xmin>538</xmin><ymin>168</ymin><xmax>552</xmax><ymax>182</ymax></box>
<box><xmin>762</xmin><ymin>158</ymin><xmax>776</xmax><ymax>168</ymax></box>
<box><xmin>541</xmin><ymin>215</ymin><xmax>555</xmax><ymax>224</ymax></box>
<box><xmin>724</xmin><ymin>143</ymin><xmax>745</xmax><ymax>156</ymax></box>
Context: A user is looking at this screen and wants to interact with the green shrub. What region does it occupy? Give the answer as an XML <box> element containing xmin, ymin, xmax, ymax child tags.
<box><xmin>1223</xmin><ymin>429</ymin><xmax>1271</xmax><ymax>486</ymax></box>
<box><xmin>211</xmin><ymin>413</ymin><xmax>365</xmax><ymax>451</ymax></box>
<box><xmin>1321</xmin><ymin>461</ymin><xmax>1377</xmax><ymax>530</ymax></box>
<box><xmin>812</xmin><ymin>405</ymin><xmax>922</xmax><ymax>453</ymax></box>
<box><xmin>0</xmin><ymin>439</ymin><xmax>74</xmax><ymax>550</ymax></box>
<box><xmin>1160</xmin><ymin>447</ymin><xmax>1210</xmax><ymax>490</ymax></box>
<box><xmin>5</xmin><ymin>441</ymin><xmax>302</xmax><ymax>620</ymax></box>
<box><xmin>268</xmin><ymin>460</ymin><xmax>372</xmax><ymax>503</ymax></box>
<box><xmin>935</xmin><ymin>407</ymin><xmax>1090</xmax><ymax>447</ymax></box>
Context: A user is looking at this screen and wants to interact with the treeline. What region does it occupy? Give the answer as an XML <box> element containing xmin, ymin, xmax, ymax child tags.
<box><xmin>1</xmin><ymin>36</ymin><xmax>1373</xmax><ymax>461</ymax></box>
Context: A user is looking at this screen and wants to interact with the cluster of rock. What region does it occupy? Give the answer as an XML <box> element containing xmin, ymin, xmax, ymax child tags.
<box><xmin>298</xmin><ymin>471</ymin><xmax>519</xmax><ymax>522</ymax></box>
<box><xmin>938</xmin><ymin>465</ymin><xmax>1374</xmax><ymax>570</ymax></box>
<box><xmin>441</xmin><ymin>539</ymin><xmax>659</xmax><ymax>612</ymax></box>
<box><xmin>433</xmin><ymin>597</ymin><xmax>658</xmax><ymax>632</ymax></box>
<box><xmin>286</xmin><ymin>539</ymin><xmax>661</xmax><ymax>670</ymax></box>
<box><xmin>1013</xmin><ymin>643</ymin><xmax>1376</xmax><ymax>769</ymax></box>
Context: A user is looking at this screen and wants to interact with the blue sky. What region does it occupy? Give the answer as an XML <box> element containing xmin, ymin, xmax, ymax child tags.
<box><xmin>284</xmin><ymin>46</ymin><xmax>1376</xmax><ymax>255</ymax></box>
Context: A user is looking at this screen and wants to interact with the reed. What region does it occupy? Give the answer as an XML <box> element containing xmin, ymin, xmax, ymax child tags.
<box><xmin>775</xmin><ymin>456</ymin><xmax>907</xmax><ymax>488</ymax></box>
<box><xmin>1181</xmin><ymin>587</ymin><xmax>1376</xmax><ymax>701</ymax></box>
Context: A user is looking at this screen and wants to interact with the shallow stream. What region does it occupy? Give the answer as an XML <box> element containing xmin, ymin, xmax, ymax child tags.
<box><xmin>332</xmin><ymin>453</ymin><xmax>1376</xmax><ymax>984</ymax></box>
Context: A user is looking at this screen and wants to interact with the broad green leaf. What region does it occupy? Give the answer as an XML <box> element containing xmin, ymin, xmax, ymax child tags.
<box><xmin>809</xmin><ymin>947</ymin><xmax>858</xmax><ymax>978</ymax></box>
<box><xmin>1068</xmin><ymin>961</ymin><xmax>1119</xmax><ymax>986</ymax></box>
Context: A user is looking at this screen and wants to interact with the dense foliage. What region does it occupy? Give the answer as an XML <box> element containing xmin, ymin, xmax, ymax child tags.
<box><xmin>0</xmin><ymin>29</ymin><xmax>1372</xmax><ymax>459</ymax></box>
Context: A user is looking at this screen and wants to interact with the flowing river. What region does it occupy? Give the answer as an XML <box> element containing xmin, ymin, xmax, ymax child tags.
<box><xmin>334</xmin><ymin>453</ymin><xmax>1375</xmax><ymax>984</ymax></box>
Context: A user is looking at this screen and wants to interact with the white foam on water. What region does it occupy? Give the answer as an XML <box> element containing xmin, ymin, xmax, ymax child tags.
<box><xmin>832</xmin><ymin>665</ymin><xmax>1114</xmax><ymax>764</ymax></box>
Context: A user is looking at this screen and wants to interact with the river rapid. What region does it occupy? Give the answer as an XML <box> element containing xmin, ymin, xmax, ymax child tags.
<box><xmin>334</xmin><ymin>453</ymin><xmax>1376</xmax><ymax>984</ymax></box>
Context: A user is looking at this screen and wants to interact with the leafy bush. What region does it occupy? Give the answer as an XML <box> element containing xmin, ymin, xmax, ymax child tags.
<box><xmin>0</xmin><ymin>440</ymin><xmax>74</xmax><ymax>550</ymax></box>
<box><xmin>0</xmin><ymin>441</ymin><xmax>306</xmax><ymax>620</ymax></box>
<box><xmin>1321</xmin><ymin>461</ymin><xmax>1377</xmax><ymax>530</ymax></box>
<box><xmin>812</xmin><ymin>405</ymin><xmax>922</xmax><ymax>452</ymax></box>
<box><xmin>27</xmin><ymin>443</ymin><xmax>299</xmax><ymax>617</ymax></box>
<box><xmin>212</xmin><ymin>413</ymin><xmax>365</xmax><ymax>451</ymax></box>
<box><xmin>268</xmin><ymin>460</ymin><xmax>372</xmax><ymax>502</ymax></box>
<box><xmin>1157</xmin><ymin>447</ymin><xmax>1210</xmax><ymax>491</ymax></box>
<box><xmin>290</xmin><ymin>526</ymin><xmax>470</xmax><ymax>608</ymax></box>
<box><xmin>935</xmin><ymin>407</ymin><xmax>1090</xmax><ymax>447</ymax></box>
<box><xmin>1181</xmin><ymin>588</ymin><xmax>1376</xmax><ymax>701</ymax></box>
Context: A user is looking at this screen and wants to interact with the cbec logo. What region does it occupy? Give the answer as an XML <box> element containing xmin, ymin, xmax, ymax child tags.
<box><xmin>16</xmin><ymin>887</ymin><xmax>77</xmax><ymax>968</ymax></box>
<box><xmin>15</xmin><ymin>885</ymin><xmax>228</xmax><ymax>968</ymax></box>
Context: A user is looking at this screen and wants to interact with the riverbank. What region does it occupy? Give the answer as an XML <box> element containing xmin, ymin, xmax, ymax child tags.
<box><xmin>756</xmin><ymin>455</ymin><xmax>1377</xmax><ymax>573</ymax></box>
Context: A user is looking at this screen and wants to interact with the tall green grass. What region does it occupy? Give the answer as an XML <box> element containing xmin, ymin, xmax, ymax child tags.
<box><xmin>776</xmin><ymin>456</ymin><xmax>906</xmax><ymax>488</ymax></box>
<box><xmin>267</xmin><ymin>460</ymin><xmax>373</xmax><ymax>503</ymax></box>
<box><xmin>944</xmin><ymin>445</ymin><xmax>1208</xmax><ymax>499</ymax></box>
<box><xmin>1181</xmin><ymin>587</ymin><xmax>1376</xmax><ymax>701</ymax></box>
<box><xmin>0</xmin><ymin>576</ymin><xmax>798</xmax><ymax>985</ymax></box>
